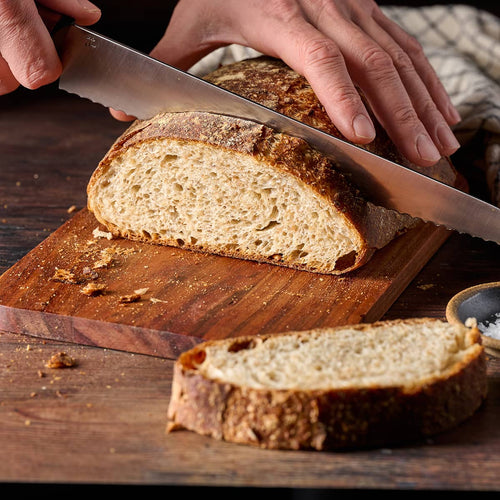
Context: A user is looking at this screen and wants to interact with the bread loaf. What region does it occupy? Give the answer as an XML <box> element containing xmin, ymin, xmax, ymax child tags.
<box><xmin>87</xmin><ymin>57</ymin><xmax>458</xmax><ymax>274</ymax></box>
<box><xmin>166</xmin><ymin>318</ymin><xmax>487</xmax><ymax>450</ymax></box>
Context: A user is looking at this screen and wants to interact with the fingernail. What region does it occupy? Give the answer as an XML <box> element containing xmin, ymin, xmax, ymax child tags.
<box><xmin>352</xmin><ymin>114</ymin><xmax>375</xmax><ymax>140</ymax></box>
<box><xmin>436</xmin><ymin>123</ymin><xmax>460</xmax><ymax>152</ymax></box>
<box><xmin>416</xmin><ymin>134</ymin><xmax>441</xmax><ymax>162</ymax></box>
<box><xmin>77</xmin><ymin>0</ymin><xmax>101</xmax><ymax>12</ymax></box>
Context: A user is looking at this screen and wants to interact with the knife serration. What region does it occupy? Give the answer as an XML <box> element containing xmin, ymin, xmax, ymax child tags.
<box><xmin>55</xmin><ymin>24</ymin><xmax>500</xmax><ymax>244</ymax></box>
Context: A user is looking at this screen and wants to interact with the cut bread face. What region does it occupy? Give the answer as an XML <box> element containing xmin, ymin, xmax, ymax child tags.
<box><xmin>167</xmin><ymin>319</ymin><xmax>487</xmax><ymax>450</ymax></box>
<box><xmin>192</xmin><ymin>320</ymin><xmax>481</xmax><ymax>390</ymax></box>
<box><xmin>90</xmin><ymin>139</ymin><xmax>363</xmax><ymax>271</ymax></box>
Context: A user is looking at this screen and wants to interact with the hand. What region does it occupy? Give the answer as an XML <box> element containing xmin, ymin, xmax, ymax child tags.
<box><xmin>126</xmin><ymin>0</ymin><xmax>461</xmax><ymax>167</ymax></box>
<box><xmin>0</xmin><ymin>0</ymin><xmax>101</xmax><ymax>95</ymax></box>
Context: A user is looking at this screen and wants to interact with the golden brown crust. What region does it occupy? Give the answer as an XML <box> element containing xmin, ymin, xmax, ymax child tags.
<box><xmin>166</xmin><ymin>319</ymin><xmax>487</xmax><ymax>450</ymax></box>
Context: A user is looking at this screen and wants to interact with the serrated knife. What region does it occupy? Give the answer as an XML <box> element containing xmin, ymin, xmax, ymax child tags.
<box><xmin>54</xmin><ymin>23</ymin><xmax>500</xmax><ymax>244</ymax></box>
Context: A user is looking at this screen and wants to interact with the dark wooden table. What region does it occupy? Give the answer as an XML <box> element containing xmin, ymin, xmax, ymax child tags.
<box><xmin>1</xmin><ymin>84</ymin><xmax>499</xmax><ymax>496</ymax></box>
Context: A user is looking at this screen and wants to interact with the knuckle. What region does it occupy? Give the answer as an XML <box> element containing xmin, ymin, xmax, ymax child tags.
<box><xmin>264</xmin><ymin>0</ymin><xmax>300</xmax><ymax>20</ymax></box>
<box><xmin>403</xmin><ymin>34</ymin><xmax>424</xmax><ymax>59</ymax></box>
<box><xmin>302</xmin><ymin>38</ymin><xmax>344</xmax><ymax>73</ymax></box>
<box><xmin>0</xmin><ymin>0</ymin><xmax>27</xmax><ymax>35</ymax></box>
<box><xmin>391</xmin><ymin>49</ymin><xmax>414</xmax><ymax>75</ymax></box>
<box><xmin>307</xmin><ymin>0</ymin><xmax>340</xmax><ymax>21</ymax></box>
<box><xmin>421</xmin><ymin>97</ymin><xmax>439</xmax><ymax>118</ymax></box>
<box><xmin>392</xmin><ymin>104</ymin><xmax>419</xmax><ymax>125</ymax></box>
<box><xmin>361</xmin><ymin>46</ymin><xmax>393</xmax><ymax>73</ymax></box>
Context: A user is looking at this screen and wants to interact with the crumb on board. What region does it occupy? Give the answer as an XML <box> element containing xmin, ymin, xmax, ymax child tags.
<box><xmin>93</xmin><ymin>250</ymin><xmax>115</xmax><ymax>269</ymax></box>
<box><xmin>82</xmin><ymin>266</ymin><xmax>99</xmax><ymax>279</ymax></box>
<box><xmin>150</xmin><ymin>297</ymin><xmax>168</xmax><ymax>304</ymax></box>
<box><xmin>45</xmin><ymin>352</ymin><xmax>76</xmax><ymax>369</ymax></box>
<box><xmin>67</xmin><ymin>205</ymin><xmax>77</xmax><ymax>214</ymax></box>
<box><xmin>50</xmin><ymin>268</ymin><xmax>79</xmax><ymax>284</ymax></box>
<box><xmin>119</xmin><ymin>293</ymin><xmax>141</xmax><ymax>304</ymax></box>
<box><xmin>92</xmin><ymin>227</ymin><xmax>114</xmax><ymax>240</ymax></box>
<box><xmin>81</xmin><ymin>282</ymin><xmax>106</xmax><ymax>296</ymax></box>
<box><xmin>417</xmin><ymin>283</ymin><xmax>435</xmax><ymax>291</ymax></box>
<box><xmin>119</xmin><ymin>287</ymin><xmax>150</xmax><ymax>304</ymax></box>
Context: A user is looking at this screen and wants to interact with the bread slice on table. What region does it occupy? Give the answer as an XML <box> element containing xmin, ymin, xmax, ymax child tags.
<box><xmin>166</xmin><ymin>318</ymin><xmax>487</xmax><ymax>450</ymax></box>
<box><xmin>87</xmin><ymin>56</ymin><xmax>460</xmax><ymax>274</ymax></box>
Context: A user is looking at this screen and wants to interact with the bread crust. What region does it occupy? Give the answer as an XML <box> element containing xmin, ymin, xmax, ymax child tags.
<box><xmin>166</xmin><ymin>319</ymin><xmax>487</xmax><ymax>450</ymax></box>
<box><xmin>87</xmin><ymin>57</ymin><xmax>459</xmax><ymax>274</ymax></box>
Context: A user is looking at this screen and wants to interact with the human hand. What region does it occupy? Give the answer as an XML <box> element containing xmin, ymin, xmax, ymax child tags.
<box><xmin>122</xmin><ymin>0</ymin><xmax>461</xmax><ymax>167</ymax></box>
<box><xmin>0</xmin><ymin>0</ymin><xmax>101</xmax><ymax>95</ymax></box>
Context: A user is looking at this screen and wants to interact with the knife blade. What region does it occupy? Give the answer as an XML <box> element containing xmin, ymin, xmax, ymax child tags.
<box><xmin>54</xmin><ymin>23</ymin><xmax>500</xmax><ymax>244</ymax></box>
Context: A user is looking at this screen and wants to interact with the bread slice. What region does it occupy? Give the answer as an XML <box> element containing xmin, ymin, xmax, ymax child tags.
<box><xmin>166</xmin><ymin>318</ymin><xmax>487</xmax><ymax>450</ymax></box>
<box><xmin>87</xmin><ymin>57</ymin><xmax>459</xmax><ymax>274</ymax></box>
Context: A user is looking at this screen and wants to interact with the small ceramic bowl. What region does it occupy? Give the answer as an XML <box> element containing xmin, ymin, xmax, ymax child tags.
<box><xmin>446</xmin><ymin>281</ymin><xmax>500</xmax><ymax>357</ymax></box>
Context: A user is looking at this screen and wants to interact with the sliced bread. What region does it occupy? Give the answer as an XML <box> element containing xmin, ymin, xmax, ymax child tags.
<box><xmin>87</xmin><ymin>57</ymin><xmax>459</xmax><ymax>274</ymax></box>
<box><xmin>166</xmin><ymin>318</ymin><xmax>487</xmax><ymax>450</ymax></box>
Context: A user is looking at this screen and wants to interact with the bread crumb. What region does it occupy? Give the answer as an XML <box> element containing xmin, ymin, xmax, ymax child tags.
<box><xmin>119</xmin><ymin>293</ymin><xmax>141</xmax><ymax>304</ymax></box>
<box><xmin>417</xmin><ymin>284</ymin><xmax>435</xmax><ymax>291</ymax></box>
<box><xmin>81</xmin><ymin>282</ymin><xmax>106</xmax><ymax>296</ymax></box>
<box><xmin>465</xmin><ymin>317</ymin><xmax>478</xmax><ymax>328</ymax></box>
<box><xmin>67</xmin><ymin>205</ymin><xmax>77</xmax><ymax>214</ymax></box>
<box><xmin>82</xmin><ymin>266</ymin><xmax>99</xmax><ymax>279</ymax></box>
<box><xmin>93</xmin><ymin>249</ymin><xmax>115</xmax><ymax>269</ymax></box>
<box><xmin>134</xmin><ymin>287</ymin><xmax>149</xmax><ymax>295</ymax></box>
<box><xmin>93</xmin><ymin>227</ymin><xmax>113</xmax><ymax>240</ymax></box>
<box><xmin>45</xmin><ymin>352</ymin><xmax>76</xmax><ymax>369</ymax></box>
<box><xmin>150</xmin><ymin>297</ymin><xmax>168</xmax><ymax>304</ymax></box>
<box><xmin>50</xmin><ymin>268</ymin><xmax>79</xmax><ymax>284</ymax></box>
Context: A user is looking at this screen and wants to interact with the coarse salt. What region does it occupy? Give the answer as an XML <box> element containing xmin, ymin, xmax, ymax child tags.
<box><xmin>479</xmin><ymin>312</ymin><xmax>500</xmax><ymax>340</ymax></box>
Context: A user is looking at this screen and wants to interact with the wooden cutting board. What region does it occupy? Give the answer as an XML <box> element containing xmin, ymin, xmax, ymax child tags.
<box><xmin>0</xmin><ymin>208</ymin><xmax>450</xmax><ymax>359</ymax></box>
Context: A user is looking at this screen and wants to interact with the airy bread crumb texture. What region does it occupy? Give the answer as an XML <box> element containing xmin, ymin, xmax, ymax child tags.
<box><xmin>90</xmin><ymin>140</ymin><xmax>365</xmax><ymax>272</ymax></box>
<box><xmin>194</xmin><ymin>319</ymin><xmax>481</xmax><ymax>390</ymax></box>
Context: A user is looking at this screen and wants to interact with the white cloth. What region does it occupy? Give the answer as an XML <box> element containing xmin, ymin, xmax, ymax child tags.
<box><xmin>383</xmin><ymin>5</ymin><xmax>500</xmax><ymax>206</ymax></box>
<box><xmin>189</xmin><ymin>5</ymin><xmax>500</xmax><ymax>206</ymax></box>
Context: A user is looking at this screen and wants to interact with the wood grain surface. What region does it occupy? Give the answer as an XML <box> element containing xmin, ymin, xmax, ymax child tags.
<box><xmin>0</xmin><ymin>207</ymin><xmax>450</xmax><ymax>358</ymax></box>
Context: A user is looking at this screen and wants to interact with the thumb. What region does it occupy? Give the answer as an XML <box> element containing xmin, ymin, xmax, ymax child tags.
<box><xmin>37</xmin><ymin>0</ymin><xmax>101</xmax><ymax>25</ymax></box>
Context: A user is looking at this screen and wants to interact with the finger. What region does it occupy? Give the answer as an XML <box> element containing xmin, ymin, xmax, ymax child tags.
<box><xmin>0</xmin><ymin>0</ymin><xmax>61</xmax><ymax>89</ymax></box>
<box><xmin>229</xmin><ymin>11</ymin><xmax>377</xmax><ymax>144</ymax></box>
<box><xmin>373</xmin><ymin>8</ymin><xmax>461</xmax><ymax>126</ymax></box>
<box><xmin>353</xmin><ymin>13</ymin><xmax>460</xmax><ymax>157</ymax></box>
<box><xmin>109</xmin><ymin>108</ymin><xmax>136</xmax><ymax>121</ymax></box>
<box><xmin>290</xmin><ymin>32</ymin><xmax>376</xmax><ymax>143</ymax></box>
<box><xmin>36</xmin><ymin>0</ymin><xmax>101</xmax><ymax>26</ymax></box>
<box><xmin>347</xmin><ymin>36</ymin><xmax>441</xmax><ymax>165</ymax></box>
<box><xmin>299</xmin><ymin>6</ymin><xmax>441</xmax><ymax>165</ymax></box>
<box><xmin>36</xmin><ymin>4</ymin><xmax>61</xmax><ymax>32</ymax></box>
<box><xmin>0</xmin><ymin>55</ymin><xmax>19</xmax><ymax>95</ymax></box>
